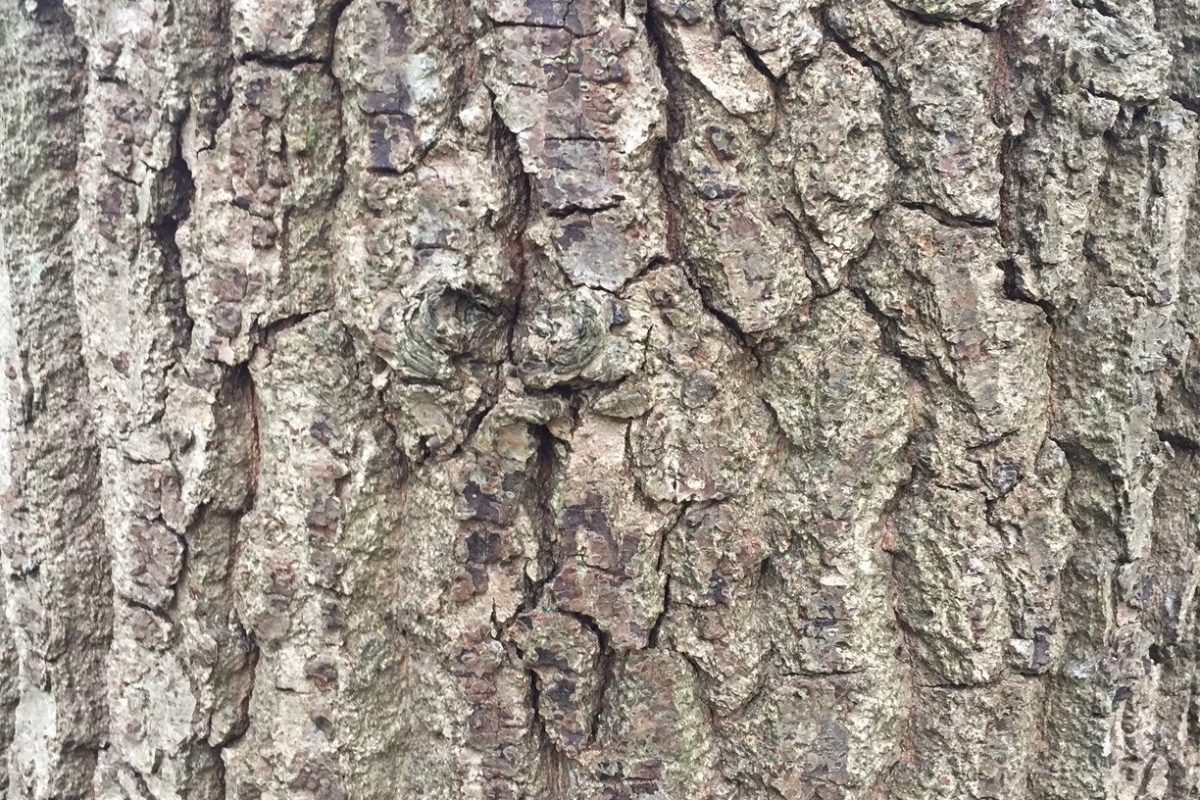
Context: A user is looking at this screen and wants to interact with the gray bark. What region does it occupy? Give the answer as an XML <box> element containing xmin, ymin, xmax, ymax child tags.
<box><xmin>1</xmin><ymin>0</ymin><xmax>1199</xmax><ymax>798</ymax></box>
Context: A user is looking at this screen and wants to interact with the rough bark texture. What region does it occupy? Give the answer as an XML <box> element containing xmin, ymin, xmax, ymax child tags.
<box><xmin>2</xmin><ymin>0</ymin><xmax>1200</xmax><ymax>797</ymax></box>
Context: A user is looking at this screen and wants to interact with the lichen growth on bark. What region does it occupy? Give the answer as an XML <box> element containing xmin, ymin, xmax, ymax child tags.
<box><xmin>2</xmin><ymin>0</ymin><xmax>1200</xmax><ymax>798</ymax></box>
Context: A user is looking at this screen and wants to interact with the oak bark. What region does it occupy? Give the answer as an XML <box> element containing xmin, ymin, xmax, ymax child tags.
<box><xmin>2</xmin><ymin>0</ymin><xmax>1200</xmax><ymax>798</ymax></box>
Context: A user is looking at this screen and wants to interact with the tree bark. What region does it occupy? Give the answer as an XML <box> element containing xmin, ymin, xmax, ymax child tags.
<box><xmin>1</xmin><ymin>0</ymin><xmax>1199</xmax><ymax>797</ymax></box>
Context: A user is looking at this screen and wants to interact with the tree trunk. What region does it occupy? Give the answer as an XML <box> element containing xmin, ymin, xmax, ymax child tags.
<box><xmin>2</xmin><ymin>0</ymin><xmax>1199</xmax><ymax>797</ymax></box>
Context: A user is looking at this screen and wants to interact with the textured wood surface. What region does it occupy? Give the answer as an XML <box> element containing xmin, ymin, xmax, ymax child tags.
<box><xmin>1</xmin><ymin>0</ymin><xmax>1199</xmax><ymax>798</ymax></box>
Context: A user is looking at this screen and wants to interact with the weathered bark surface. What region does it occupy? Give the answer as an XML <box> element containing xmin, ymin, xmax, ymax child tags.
<box><xmin>2</xmin><ymin>0</ymin><xmax>1200</xmax><ymax>797</ymax></box>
